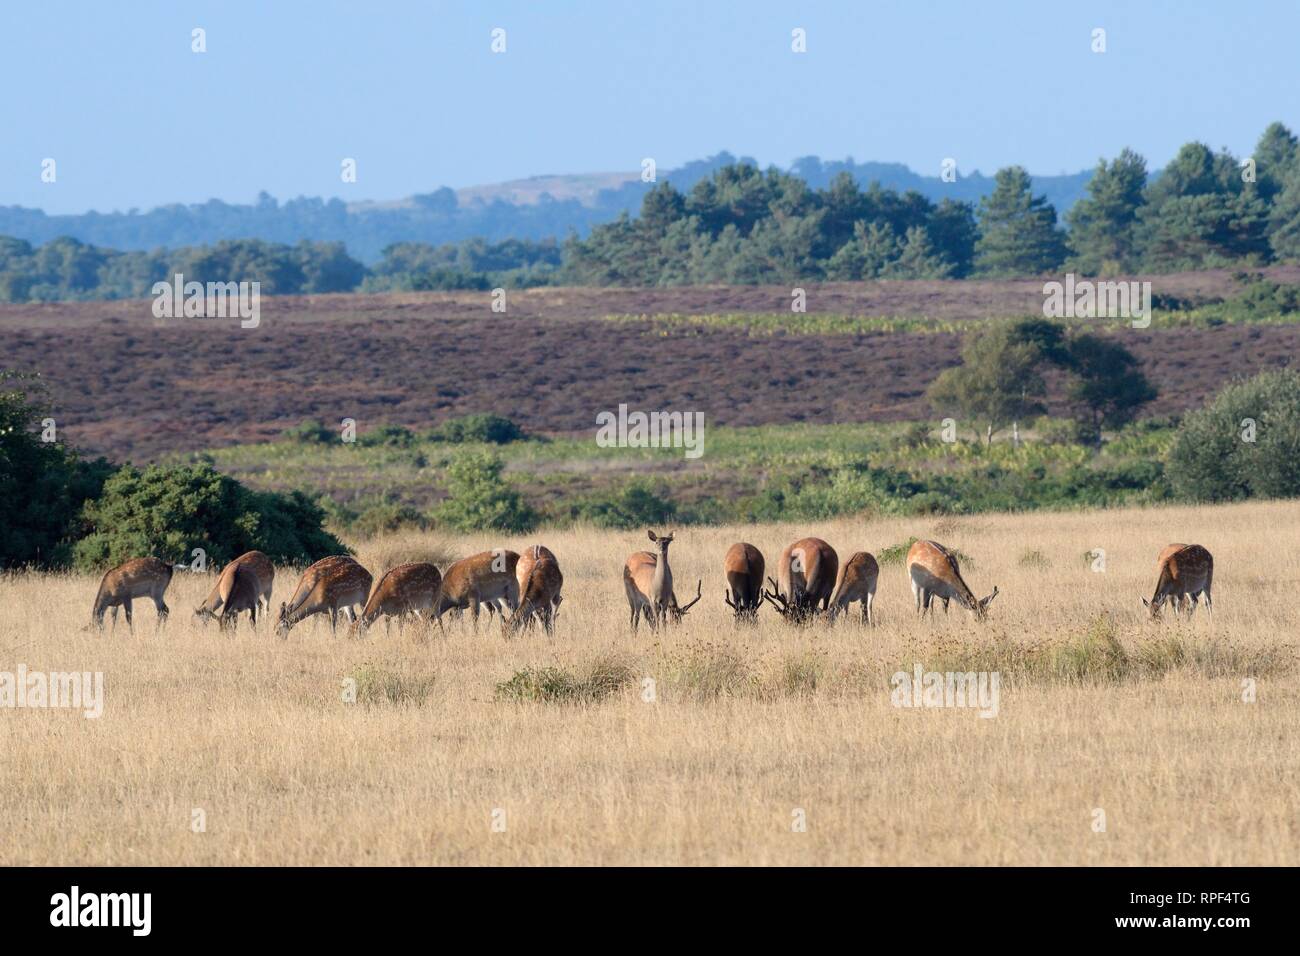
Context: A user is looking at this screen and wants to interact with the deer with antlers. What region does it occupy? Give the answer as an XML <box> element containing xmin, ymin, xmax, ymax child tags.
<box><xmin>828</xmin><ymin>550</ymin><xmax>880</xmax><ymax>624</ymax></box>
<box><xmin>722</xmin><ymin>542</ymin><xmax>765</xmax><ymax>621</ymax></box>
<box><xmin>763</xmin><ymin>537</ymin><xmax>838</xmax><ymax>623</ymax></box>
<box><xmin>194</xmin><ymin>551</ymin><xmax>274</xmax><ymax>625</ymax></box>
<box><xmin>507</xmin><ymin>545</ymin><xmax>564</xmax><ymax>636</ymax></box>
<box><xmin>90</xmin><ymin>556</ymin><xmax>173</xmax><ymax>632</ymax></box>
<box><xmin>353</xmin><ymin>562</ymin><xmax>443</xmax><ymax>636</ymax></box>
<box><xmin>432</xmin><ymin>549</ymin><xmax>520</xmax><ymax>628</ymax></box>
<box><xmin>1143</xmin><ymin>544</ymin><xmax>1213</xmax><ymax>619</ymax></box>
<box><xmin>907</xmin><ymin>540</ymin><xmax>998</xmax><ymax>621</ymax></box>
<box><xmin>275</xmin><ymin>555</ymin><xmax>373</xmax><ymax>637</ymax></box>
<box><xmin>623</xmin><ymin>530</ymin><xmax>701</xmax><ymax>632</ymax></box>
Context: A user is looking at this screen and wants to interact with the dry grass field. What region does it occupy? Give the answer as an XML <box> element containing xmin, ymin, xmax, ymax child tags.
<box><xmin>1</xmin><ymin>499</ymin><xmax>1297</xmax><ymax>866</ymax></box>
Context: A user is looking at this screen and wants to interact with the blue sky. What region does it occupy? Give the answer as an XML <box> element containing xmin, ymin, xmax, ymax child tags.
<box><xmin>3</xmin><ymin>1</ymin><xmax>1296</xmax><ymax>213</ymax></box>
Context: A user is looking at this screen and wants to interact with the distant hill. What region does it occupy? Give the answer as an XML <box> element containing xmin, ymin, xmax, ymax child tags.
<box><xmin>0</xmin><ymin>153</ymin><xmax>1094</xmax><ymax>263</ymax></box>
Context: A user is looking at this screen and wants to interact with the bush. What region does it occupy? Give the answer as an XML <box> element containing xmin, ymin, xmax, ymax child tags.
<box><xmin>434</xmin><ymin>452</ymin><xmax>537</xmax><ymax>533</ymax></box>
<box><xmin>427</xmin><ymin>414</ymin><xmax>526</xmax><ymax>445</ymax></box>
<box><xmin>572</xmin><ymin>480</ymin><xmax>678</xmax><ymax>529</ymax></box>
<box><xmin>72</xmin><ymin>462</ymin><xmax>348</xmax><ymax>570</ymax></box>
<box><xmin>283</xmin><ymin>419</ymin><xmax>336</xmax><ymax>445</ymax></box>
<box><xmin>350</xmin><ymin>502</ymin><xmax>430</xmax><ymax>538</ymax></box>
<box><xmin>1167</xmin><ymin>369</ymin><xmax>1300</xmax><ymax>501</ymax></box>
<box><xmin>357</xmin><ymin>424</ymin><xmax>417</xmax><ymax>448</ymax></box>
<box><xmin>0</xmin><ymin>372</ymin><xmax>114</xmax><ymax>568</ymax></box>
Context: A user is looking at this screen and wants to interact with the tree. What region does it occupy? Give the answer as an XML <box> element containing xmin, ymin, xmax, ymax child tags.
<box><xmin>1061</xmin><ymin>334</ymin><xmax>1156</xmax><ymax>446</ymax></box>
<box><xmin>1066</xmin><ymin>149</ymin><xmax>1147</xmax><ymax>274</ymax></box>
<box><xmin>1167</xmin><ymin>369</ymin><xmax>1300</xmax><ymax>501</ymax></box>
<box><xmin>926</xmin><ymin>324</ymin><xmax>1049</xmax><ymax>444</ymax></box>
<box><xmin>435</xmin><ymin>452</ymin><xmax>538</xmax><ymax>533</ymax></box>
<box><xmin>0</xmin><ymin>371</ymin><xmax>112</xmax><ymax>568</ymax></box>
<box><xmin>974</xmin><ymin>167</ymin><xmax>1067</xmax><ymax>276</ymax></box>
<box><xmin>1252</xmin><ymin>122</ymin><xmax>1299</xmax><ymax>204</ymax></box>
<box><xmin>1269</xmin><ymin>165</ymin><xmax>1300</xmax><ymax>260</ymax></box>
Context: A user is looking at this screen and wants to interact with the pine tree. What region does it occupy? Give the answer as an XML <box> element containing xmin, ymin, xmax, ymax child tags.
<box><xmin>973</xmin><ymin>167</ymin><xmax>1067</xmax><ymax>276</ymax></box>
<box><xmin>1066</xmin><ymin>149</ymin><xmax>1147</xmax><ymax>274</ymax></box>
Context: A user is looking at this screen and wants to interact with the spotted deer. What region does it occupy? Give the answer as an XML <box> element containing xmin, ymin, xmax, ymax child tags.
<box><xmin>91</xmin><ymin>556</ymin><xmax>173</xmax><ymax>632</ymax></box>
<box><xmin>432</xmin><ymin>550</ymin><xmax>520</xmax><ymax>628</ymax></box>
<box><xmin>1143</xmin><ymin>544</ymin><xmax>1213</xmax><ymax>618</ymax></box>
<box><xmin>353</xmin><ymin>562</ymin><xmax>443</xmax><ymax>636</ymax></box>
<box><xmin>828</xmin><ymin>550</ymin><xmax>880</xmax><ymax>624</ymax></box>
<box><xmin>623</xmin><ymin>533</ymin><xmax>701</xmax><ymax>632</ymax></box>
<box><xmin>194</xmin><ymin>551</ymin><xmax>274</xmax><ymax>625</ymax></box>
<box><xmin>907</xmin><ymin>540</ymin><xmax>998</xmax><ymax>621</ymax></box>
<box><xmin>275</xmin><ymin>556</ymin><xmax>372</xmax><ymax>637</ymax></box>
<box><xmin>216</xmin><ymin>563</ymin><xmax>262</xmax><ymax>632</ymax></box>
<box><xmin>508</xmin><ymin>545</ymin><xmax>564</xmax><ymax>636</ymax></box>
<box><xmin>763</xmin><ymin>537</ymin><xmax>838</xmax><ymax>622</ymax></box>
<box><xmin>722</xmin><ymin>542</ymin><xmax>765</xmax><ymax>621</ymax></box>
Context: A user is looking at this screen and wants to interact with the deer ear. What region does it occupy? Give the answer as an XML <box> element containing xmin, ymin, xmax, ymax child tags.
<box><xmin>1141</xmin><ymin>598</ymin><xmax>1150</xmax><ymax>608</ymax></box>
<box><xmin>647</xmin><ymin>530</ymin><xmax>657</xmax><ymax>542</ymax></box>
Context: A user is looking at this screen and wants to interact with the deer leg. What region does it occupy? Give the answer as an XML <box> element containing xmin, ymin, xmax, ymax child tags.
<box><xmin>124</xmin><ymin>600</ymin><xmax>134</xmax><ymax>634</ymax></box>
<box><xmin>110</xmin><ymin>606</ymin><xmax>119</xmax><ymax>632</ymax></box>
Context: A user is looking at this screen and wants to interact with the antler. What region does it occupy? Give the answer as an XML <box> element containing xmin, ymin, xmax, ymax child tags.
<box><xmin>678</xmin><ymin>580</ymin><xmax>703</xmax><ymax>614</ymax></box>
<box><xmin>723</xmin><ymin>589</ymin><xmax>736</xmax><ymax>610</ymax></box>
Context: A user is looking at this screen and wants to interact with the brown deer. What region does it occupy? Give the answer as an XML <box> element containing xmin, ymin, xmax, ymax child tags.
<box><xmin>432</xmin><ymin>549</ymin><xmax>520</xmax><ymax>628</ymax></box>
<box><xmin>354</xmin><ymin>562</ymin><xmax>443</xmax><ymax>636</ymax></box>
<box><xmin>623</xmin><ymin>533</ymin><xmax>702</xmax><ymax>632</ymax></box>
<box><xmin>194</xmin><ymin>551</ymin><xmax>274</xmax><ymax>624</ymax></box>
<box><xmin>216</xmin><ymin>563</ymin><xmax>262</xmax><ymax>632</ymax></box>
<box><xmin>907</xmin><ymin>540</ymin><xmax>998</xmax><ymax>621</ymax></box>
<box><xmin>828</xmin><ymin>551</ymin><xmax>880</xmax><ymax>624</ymax></box>
<box><xmin>1143</xmin><ymin>544</ymin><xmax>1213</xmax><ymax>618</ymax></box>
<box><xmin>763</xmin><ymin>537</ymin><xmax>838</xmax><ymax>623</ymax></box>
<box><xmin>508</xmin><ymin>545</ymin><xmax>564</xmax><ymax>636</ymax></box>
<box><xmin>275</xmin><ymin>556</ymin><xmax>372</xmax><ymax>637</ymax></box>
<box><xmin>91</xmin><ymin>557</ymin><xmax>173</xmax><ymax>632</ymax></box>
<box><xmin>722</xmin><ymin>542</ymin><xmax>765</xmax><ymax>621</ymax></box>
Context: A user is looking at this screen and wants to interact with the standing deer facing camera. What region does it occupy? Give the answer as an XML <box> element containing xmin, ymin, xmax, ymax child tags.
<box><xmin>763</xmin><ymin>537</ymin><xmax>838</xmax><ymax>623</ymax></box>
<box><xmin>907</xmin><ymin>540</ymin><xmax>998</xmax><ymax>621</ymax></box>
<box><xmin>91</xmin><ymin>557</ymin><xmax>173</xmax><ymax>632</ymax></box>
<box><xmin>1143</xmin><ymin>544</ymin><xmax>1213</xmax><ymax>618</ymax></box>
<box><xmin>623</xmin><ymin>531</ymin><xmax>701</xmax><ymax>632</ymax></box>
<box><xmin>828</xmin><ymin>550</ymin><xmax>880</xmax><ymax>624</ymax></box>
<box><xmin>722</xmin><ymin>542</ymin><xmax>765</xmax><ymax>621</ymax></box>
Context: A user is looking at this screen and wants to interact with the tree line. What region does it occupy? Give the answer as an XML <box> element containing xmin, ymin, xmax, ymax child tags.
<box><xmin>3</xmin><ymin>122</ymin><xmax>1300</xmax><ymax>302</ymax></box>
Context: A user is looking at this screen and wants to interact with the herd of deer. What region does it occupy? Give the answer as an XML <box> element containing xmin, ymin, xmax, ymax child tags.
<box><xmin>86</xmin><ymin>532</ymin><xmax>1216</xmax><ymax>636</ymax></box>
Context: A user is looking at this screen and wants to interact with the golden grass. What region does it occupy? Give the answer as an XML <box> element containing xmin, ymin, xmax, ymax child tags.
<box><xmin>1</xmin><ymin>499</ymin><xmax>1298</xmax><ymax>865</ymax></box>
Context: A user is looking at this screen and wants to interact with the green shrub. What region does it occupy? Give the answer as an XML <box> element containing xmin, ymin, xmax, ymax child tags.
<box><xmin>347</xmin><ymin>663</ymin><xmax>436</xmax><ymax>707</ymax></box>
<box><xmin>572</xmin><ymin>479</ymin><xmax>677</xmax><ymax>529</ymax></box>
<box><xmin>0</xmin><ymin>371</ymin><xmax>114</xmax><ymax>568</ymax></box>
<box><xmin>434</xmin><ymin>451</ymin><xmax>537</xmax><ymax>533</ymax></box>
<box><xmin>283</xmin><ymin>419</ymin><xmax>335</xmax><ymax>444</ymax></box>
<box><xmin>358</xmin><ymin>424</ymin><xmax>416</xmax><ymax>448</ymax></box>
<box><xmin>427</xmin><ymin>414</ymin><xmax>525</xmax><ymax>445</ymax></box>
<box><xmin>1167</xmin><ymin>368</ymin><xmax>1300</xmax><ymax>501</ymax></box>
<box><xmin>495</xmin><ymin>655</ymin><xmax>636</xmax><ymax>704</ymax></box>
<box><xmin>72</xmin><ymin>462</ymin><xmax>348</xmax><ymax>570</ymax></box>
<box><xmin>350</xmin><ymin>502</ymin><xmax>430</xmax><ymax>538</ymax></box>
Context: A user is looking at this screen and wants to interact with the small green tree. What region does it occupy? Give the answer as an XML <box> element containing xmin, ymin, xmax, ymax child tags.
<box><xmin>1167</xmin><ymin>369</ymin><xmax>1300</xmax><ymax>501</ymax></box>
<box><xmin>974</xmin><ymin>167</ymin><xmax>1067</xmax><ymax>276</ymax></box>
<box><xmin>1061</xmin><ymin>334</ymin><xmax>1157</xmax><ymax>446</ymax></box>
<box><xmin>435</xmin><ymin>452</ymin><xmax>538</xmax><ymax>533</ymax></box>
<box><xmin>1066</xmin><ymin>149</ymin><xmax>1148</xmax><ymax>274</ymax></box>
<box><xmin>926</xmin><ymin>324</ymin><xmax>1049</xmax><ymax>444</ymax></box>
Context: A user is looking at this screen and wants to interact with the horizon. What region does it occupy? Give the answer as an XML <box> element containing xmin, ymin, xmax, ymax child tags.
<box><xmin>3</xmin><ymin>1</ymin><xmax>1297</xmax><ymax>215</ymax></box>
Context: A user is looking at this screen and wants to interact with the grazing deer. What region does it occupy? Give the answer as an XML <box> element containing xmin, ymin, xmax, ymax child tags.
<box><xmin>91</xmin><ymin>557</ymin><xmax>173</xmax><ymax>632</ymax></box>
<box><xmin>432</xmin><ymin>550</ymin><xmax>520</xmax><ymax>628</ymax></box>
<box><xmin>623</xmin><ymin>538</ymin><xmax>702</xmax><ymax>632</ymax></box>
<box><xmin>194</xmin><ymin>551</ymin><xmax>274</xmax><ymax>624</ymax></box>
<box><xmin>217</xmin><ymin>563</ymin><xmax>262</xmax><ymax>632</ymax></box>
<box><xmin>763</xmin><ymin>537</ymin><xmax>838</xmax><ymax>623</ymax></box>
<box><xmin>275</xmin><ymin>556</ymin><xmax>372</xmax><ymax>637</ymax></box>
<box><xmin>508</xmin><ymin>545</ymin><xmax>564</xmax><ymax>636</ymax></box>
<box><xmin>354</xmin><ymin>562</ymin><xmax>443</xmax><ymax>636</ymax></box>
<box><xmin>828</xmin><ymin>551</ymin><xmax>880</xmax><ymax>624</ymax></box>
<box><xmin>722</xmin><ymin>542</ymin><xmax>765</xmax><ymax>621</ymax></box>
<box><xmin>907</xmin><ymin>540</ymin><xmax>998</xmax><ymax>621</ymax></box>
<box><xmin>1143</xmin><ymin>544</ymin><xmax>1213</xmax><ymax>619</ymax></box>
